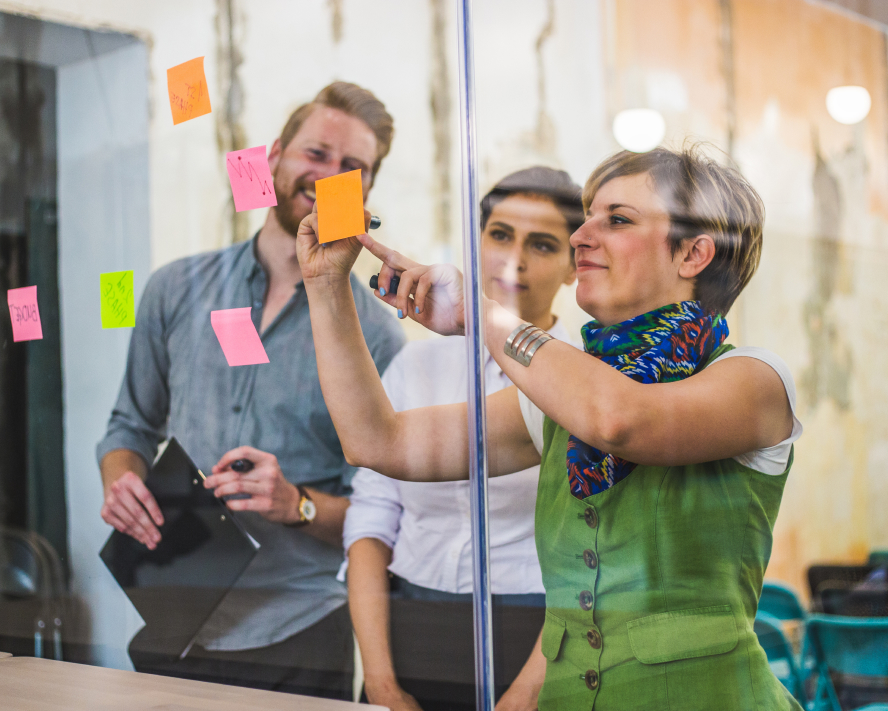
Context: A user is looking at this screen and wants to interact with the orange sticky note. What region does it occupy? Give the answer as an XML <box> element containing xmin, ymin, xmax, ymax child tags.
<box><xmin>167</xmin><ymin>57</ymin><xmax>211</xmax><ymax>125</ymax></box>
<box><xmin>316</xmin><ymin>169</ymin><xmax>366</xmax><ymax>244</ymax></box>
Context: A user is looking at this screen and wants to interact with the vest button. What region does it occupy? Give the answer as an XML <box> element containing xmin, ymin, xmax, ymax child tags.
<box><xmin>579</xmin><ymin>590</ymin><xmax>594</xmax><ymax>611</ymax></box>
<box><xmin>584</xmin><ymin>508</ymin><xmax>598</xmax><ymax>528</ymax></box>
<box><xmin>583</xmin><ymin>549</ymin><xmax>598</xmax><ymax>569</ymax></box>
<box><xmin>584</xmin><ymin>669</ymin><xmax>599</xmax><ymax>690</ymax></box>
<box><xmin>587</xmin><ymin>629</ymin><xmax>602</xmax><ymax>649</ymax></box>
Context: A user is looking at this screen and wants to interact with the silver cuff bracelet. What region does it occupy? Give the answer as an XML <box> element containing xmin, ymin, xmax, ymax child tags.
<box><xmin>504</xmin><ymin>322</ymin><xmax>554</xmax><ymax>367</ymax></box>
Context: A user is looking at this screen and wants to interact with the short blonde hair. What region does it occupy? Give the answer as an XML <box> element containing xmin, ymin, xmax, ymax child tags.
<box><xmin>583</xmin><ymin>145</ymin><xmax>764</xmax><ymax>316</ymax></box>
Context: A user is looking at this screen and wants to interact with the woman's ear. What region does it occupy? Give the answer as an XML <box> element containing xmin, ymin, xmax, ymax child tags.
<box><xmin>563</xmin><ymin>262</ymin><xmax>578</xmax><ymax>286</ymax></box>
<box><xmin>677</xmin><ymin>234</ymin><xmax>716</xmax><ymax>279</ymax></box>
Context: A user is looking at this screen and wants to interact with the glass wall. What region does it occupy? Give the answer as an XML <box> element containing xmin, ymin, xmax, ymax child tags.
<box><xmin>0</xmin><ymin>1</ymin><xmax>885</xmax><ymax>710</ymax></box>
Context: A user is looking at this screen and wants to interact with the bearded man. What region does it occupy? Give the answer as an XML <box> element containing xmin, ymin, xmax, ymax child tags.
<box><xmin>97</xmin><ymin>82</ymin><xmax>404</xmax><ymax>699</ymax></box>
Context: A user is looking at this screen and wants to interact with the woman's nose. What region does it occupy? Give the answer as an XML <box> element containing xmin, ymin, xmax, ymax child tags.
<box><xmin>504</xmin><ymin>247</ymin><xmax>525</xmax><ymax>274</ymax></box>
<box><xmin>571</xmin><ymin>222</ymin><xmax>597</xmax><ymax>248</ymax></box>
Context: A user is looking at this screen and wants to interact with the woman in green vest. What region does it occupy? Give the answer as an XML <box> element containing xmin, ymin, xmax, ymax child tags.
<box><xmin>290</xmin><ymin>146</ymin><xmax>804</xmax><ymax>710</ymax></box>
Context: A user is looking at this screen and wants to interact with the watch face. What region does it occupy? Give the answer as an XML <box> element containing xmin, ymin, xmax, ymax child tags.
<box><xmin>301</xmin><ymin>498</ymin><xmax>317</xmax><ymax>522</ymax></box>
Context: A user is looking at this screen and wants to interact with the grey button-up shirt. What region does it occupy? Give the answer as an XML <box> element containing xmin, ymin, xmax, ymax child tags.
<box><xmin>97</xmin><ymin>237</ymin><xmax>405</xmax><ymax>651</ymax></box>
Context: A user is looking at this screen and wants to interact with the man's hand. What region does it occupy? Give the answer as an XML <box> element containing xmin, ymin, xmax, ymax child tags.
<box><xmin>101</xmin><ymin>470</ymin><xmax>164</xmax><ymax>550</ymax></box>
<box><xmin>205</xmin><ymin>446</ymin><xmax>300</xmax><ymax>524</ymax></box>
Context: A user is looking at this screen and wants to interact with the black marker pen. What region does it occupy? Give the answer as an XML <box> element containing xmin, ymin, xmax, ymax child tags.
<box><xmin>369</xmin><ymin>273</ymin><xmax>400</xmax><ymax>295</ymax></box>
<box><xmin>224</xmin><ymin>458</ymin><xmax>253</xmax><ymax>501</ymax></box>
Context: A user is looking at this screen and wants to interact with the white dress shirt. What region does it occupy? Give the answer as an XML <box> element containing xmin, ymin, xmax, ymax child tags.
<box><xmin>342</xmin><ymin>320</ymin><xmax>575</xmax><ymax>595</ymax></box>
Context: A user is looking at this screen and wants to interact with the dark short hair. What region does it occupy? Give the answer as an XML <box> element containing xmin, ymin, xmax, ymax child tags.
<box><xmin>480</xmin><ymin>166</ymin><xmax>584</xmax><ymax>237</ymax></box>
<box><xmin>279</xmin><ymin>82</ymin><xmax>394</xmax><ymax>180</ymax></box>
<box><xmin>583</xmin><ymin>145</ymin><xmax>764</xmax><ymax>316</ymax></box>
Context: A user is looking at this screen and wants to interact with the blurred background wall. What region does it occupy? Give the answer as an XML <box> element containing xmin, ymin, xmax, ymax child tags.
<box><xmin>0</xmin><ymin>0</ymin><xmax>884</xmax><ymax>663</ymax></box>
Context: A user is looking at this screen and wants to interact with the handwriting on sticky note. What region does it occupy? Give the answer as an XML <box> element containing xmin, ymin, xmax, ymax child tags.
<box><xmin>100</xmin><ymin>271</ymin><xmax>136</xmax><ymax>329</ymax></box>
<box><xmin>226</xmin><ymin>146</ymin><xmax>278</xmax><ymax>212</ymax></box>
<box><xmin>7</xmin><ymin>286</ymin><xmax>43</xmax><ymax>342</ymax></box>
<box><xmin>211</xmin><ymin>308</ymin><xmax>270</xmax><ymax>367</ymax></box>
<box><xmin>167</xmin><ymin>57</ymin><xmax>212</xmax><ymax>125</ymax></box>
<box><xmin>316</xmin><ymin>169</ymin><xmax>366</xmax><ymax>244</ymax></box>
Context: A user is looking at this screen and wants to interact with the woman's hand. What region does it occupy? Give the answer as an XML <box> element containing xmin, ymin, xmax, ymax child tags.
<box><xmin>358</xmin><ymin>232</ymin><xmax>466</xmax><ymax>336</ymax></box>
<box><xmin>495</xmin><ymin>681</ymin><xmax>540</xmax><ymax>711</ymax></box>
<box><xmin>364</xmin><ymin>678</ymin><xmax>424</xmax><ymax>711</ymax></box>
<box><xmin>295</xmin><ymin>203</ymin><xmax>369</xmax><ymax>282</ymax></box>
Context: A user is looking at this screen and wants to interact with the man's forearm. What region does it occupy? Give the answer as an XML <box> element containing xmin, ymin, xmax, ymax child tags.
<box><xmin>298</xmin><ymin>488</ymin><xmax>349</xmax><ymax>547</ymax></box>
<box><xmin>100</xmin><ymin>448</ymin><xmax>149</xmax><ymax>492</ymax></box>
<box><xmin>347</xmin><ymin>538</ymin><xmax>399</xmax><ymax>692</ymax></box>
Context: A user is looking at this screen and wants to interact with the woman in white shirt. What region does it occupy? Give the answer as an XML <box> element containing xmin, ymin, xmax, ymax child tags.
<box><xmin>345</xmin><ymin>167</ymin><xmax>583</xmax><ymax>711</ymax></box>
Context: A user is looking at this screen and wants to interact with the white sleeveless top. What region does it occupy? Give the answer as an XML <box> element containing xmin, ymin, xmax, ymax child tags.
<box><xmin>518</xmin><ymin>346</ymin><xmax>803</xmax><ymax>475</ymax></box>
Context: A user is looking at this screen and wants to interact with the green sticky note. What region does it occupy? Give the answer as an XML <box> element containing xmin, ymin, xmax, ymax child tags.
<box><xmin>100</xmin><ymin>271</ymin><xmax>135</xmax><ymax>329</ymax></box>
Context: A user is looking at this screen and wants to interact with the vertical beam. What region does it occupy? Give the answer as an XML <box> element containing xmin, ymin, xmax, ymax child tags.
<box><xmin>215</xmin><ymin>0</ymin><xmax>248</xmax><ymax>244</ymax></box>
<box><xmin>430</xmin><ymin>0</ymin><xmax>453</xmax><ymax>247</ymax></box>
<box><xmin>718</xmin><ymin>0</ymin><xmax>737</xmax><ymax>158</ymax></box>
<box><xmin>455</xmin><ymin>1</ymin><xmax>494</xmax><ymax>709</ymax></box>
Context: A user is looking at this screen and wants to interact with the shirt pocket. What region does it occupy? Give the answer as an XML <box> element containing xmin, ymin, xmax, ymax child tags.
<box><xmin>627</xmin><ymin>604</ymin><xmax>739</xmax><ymax>664</ymax></box>
<box><xmin>541</xmin><ymin>610</ymin><xmax>567</xmax><ymax>661</ymax></box>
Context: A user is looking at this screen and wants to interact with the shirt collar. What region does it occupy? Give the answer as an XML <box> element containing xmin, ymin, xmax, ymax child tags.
<box><xmin>246</xmin><ymin>231</ymin><xmax>304</xmax><ymax>292</ymax></box>
<box><xmin>246</xmin><ymin>232</ymin><xmax>264</xmax><ymax>281</ymax></box>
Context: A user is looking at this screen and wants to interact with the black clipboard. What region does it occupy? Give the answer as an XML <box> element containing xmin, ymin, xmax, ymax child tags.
<box><xmin>99</xmin><ymin>437</ymin><xmax>259</xmax><ymax>659</ymax></box>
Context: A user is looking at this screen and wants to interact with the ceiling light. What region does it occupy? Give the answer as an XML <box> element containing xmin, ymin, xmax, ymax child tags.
<box><xmin>826</xmin><ymin>86</ymin><xmax>871</xmax><ymax>125</ymax></box>
<box><xmin>612</xmin><ymin>109</ymin><xmax>666</xmax><ymax>153</ymax></box>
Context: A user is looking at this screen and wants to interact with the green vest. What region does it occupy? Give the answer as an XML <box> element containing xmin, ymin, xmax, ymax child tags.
<box><xmin>535</xmin><ymin>345</ymin><xmax>802</xmax><ymax>710</ymax></box>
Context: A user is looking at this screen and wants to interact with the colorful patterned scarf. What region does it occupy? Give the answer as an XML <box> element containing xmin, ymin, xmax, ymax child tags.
<box><xmin>566</xmin><ymin>300</ymin><xmax>729</xmax><ymax>499</ymax></box>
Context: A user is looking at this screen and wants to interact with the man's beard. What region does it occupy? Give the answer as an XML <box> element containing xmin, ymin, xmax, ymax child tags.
<box><xmin>273</xmin><ymin>170</ymin><xmax>311</xmax><ymax>238</ymax></box>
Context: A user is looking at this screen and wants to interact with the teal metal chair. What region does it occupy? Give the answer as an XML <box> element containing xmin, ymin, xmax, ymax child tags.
<box><xmin>754</xmin><ymin>611</ymin><xmax>808</xmax><ymax>704</ymax></box>
<box><xmin>805</xmin><ymin>615</ymin><xmax>888</xmax><ymax>711</ymax></box>
<box><xmin>761</xmin><ymin>580</ymin><xmax>807</xmax><ymax>621</ymax></box>
<box><xmin>760</xmin><ymin>580</ymin><xmax>814</xmax><ymax>688</ymax></box>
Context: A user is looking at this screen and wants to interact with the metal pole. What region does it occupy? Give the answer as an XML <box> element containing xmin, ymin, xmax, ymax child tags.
<box><xmin>455</xmin><ymin>1</ymin><xmax>495</xmax><ymax>710</ymax></box>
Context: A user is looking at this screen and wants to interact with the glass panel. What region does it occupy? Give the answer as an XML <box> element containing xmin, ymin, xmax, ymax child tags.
<box><xmin>478</xmin><ymin>1</ymin><xmax>888</xmax><ymax>710</ymax></box>
<box><xmin>0</xmin><ymin>2</ymin><xmax>886</xmax><ymax>710</ymax></box>
<box><xmin>0</xmin><ymin>4</ymin><xmax>484</xmax><ymax>708</ymax></box>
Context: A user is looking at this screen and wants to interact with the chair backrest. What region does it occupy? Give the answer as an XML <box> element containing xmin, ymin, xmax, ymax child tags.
<box><xmin>0</xmin><ymin>527</ymin><xmax>67</xmax><ymax>661</ymax></box>
<box><xmin>820</xmin><ymin>586</ymin><xmax>888</xmax><ymax>618</ymax></box>
<box><xmin>0</xmin><ymin>528</ymin><xmax>50</xmax><ymax>598</ymax></box>
<box><xmin>869</xmin><ymin>551</ymin><xmax>888</xmax><ymax>566</ymax></box>
<box><xmin>808</xmin><ymin>565</ymin><xmax>877</xmax><ymax>612</ymax></box>
<box><xmin>806</xmin><ymin>615</ymin><xmax>888</xmax><ymax>711</ymax></box>
<box><xmin>760</xmin><ymin>580</ymin><xmax>807</xmax><ymax>620</ymax></box>
<box><xmin>754</xmin><ymin>611</ymin><xmax>807</xmax><ymax>702</ymax></box>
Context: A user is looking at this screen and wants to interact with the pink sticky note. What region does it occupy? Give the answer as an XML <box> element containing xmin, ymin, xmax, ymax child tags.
<box><xmin>226</xmin><ymin>146</ymin><xmax>278</xmax><ymax>212</ymax></box>
<box><xmin>211</xmin><ymin>308</ymin><xmax>269</xmax><ymax>366</ymax></box>
<box><xmin>7</xmin><ymin>286</ymin><xmax>43</xmax><ymax>342</ymax></box>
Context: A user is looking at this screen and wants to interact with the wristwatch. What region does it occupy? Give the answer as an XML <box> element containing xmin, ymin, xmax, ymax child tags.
<box><xmin>290</xmin><ymin>486</ymin><xmax>316</xmax><ymax>527</ymax></box>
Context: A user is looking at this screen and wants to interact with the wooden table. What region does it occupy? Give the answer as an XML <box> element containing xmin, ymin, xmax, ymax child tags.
<box><xmin>0</xmin><ymin>657</ymin><xmax>387</xmax><ymax>710</ymax></box>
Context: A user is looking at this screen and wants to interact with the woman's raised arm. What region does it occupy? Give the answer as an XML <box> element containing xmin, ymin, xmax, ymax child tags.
<box><xmin>364</xmin><ymin>233</ymin><xmax>793</xmax><ymax>469</ymax></box>
<box><xmin>296</xmin><ymin>208</ymin><xmax>539</xmax><ymax>481</ymax></box>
